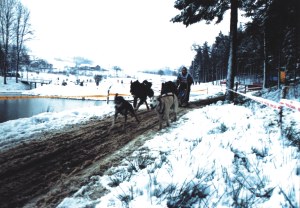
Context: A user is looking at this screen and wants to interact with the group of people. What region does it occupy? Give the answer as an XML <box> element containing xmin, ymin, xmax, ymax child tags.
<box><xmin>176</xmin><ymin>66</ymin><xmax>194</xmax><ymax>106</ymax></box>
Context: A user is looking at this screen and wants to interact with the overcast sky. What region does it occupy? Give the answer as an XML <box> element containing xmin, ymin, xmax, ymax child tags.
<box><xmin>21</xmin><ymin>0</ymin><xmax>234</xmax><ymax>72</ymax></box>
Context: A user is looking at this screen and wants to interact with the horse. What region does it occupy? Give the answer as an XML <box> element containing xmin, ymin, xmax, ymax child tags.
<box><xmin>161</xmin><ymin>80</ymin><xmax>192</xmax><ymax>107</ymax></box>
<box><xmin>150</xmin><ymin>92</ymin><xmax>179</xmax><ymax>130</ymax></box>
<box><xmin>108</xmin><ymin>93</ymin><xmax>139</xmax><ymax>133</ymax></box>
<box><xmin>160</xmin><ymin>80</ymin><xmax>178</xmax><ymax>95</ymax></box>
<box><xmin>130</xmin><ymin>80</ymin><xmax>154</xmax><ymax>111</ymax></box>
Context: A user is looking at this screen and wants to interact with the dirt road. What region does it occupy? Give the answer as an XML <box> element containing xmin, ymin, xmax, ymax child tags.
<box><xmin>0</xmin><ymin>102</ymin><xmax>205</xmax><ymax>208</ymax></box>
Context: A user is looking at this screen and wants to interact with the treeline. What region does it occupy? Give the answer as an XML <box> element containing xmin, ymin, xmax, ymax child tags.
<box><xmin>0</xmin><ymin>0</ymin><xmax>32</xmax><ymax>84</ymax></box>
<box><xmin>186</xmin><ymin>0</ymin><xmax>299</xmax><ymax>87</ymax></box>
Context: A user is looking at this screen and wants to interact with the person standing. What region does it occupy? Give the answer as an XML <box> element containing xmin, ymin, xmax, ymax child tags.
<box><xmin>176</xmin><ymin>66</ymin><xmax>194</xmax><ymax>105</ymax></box>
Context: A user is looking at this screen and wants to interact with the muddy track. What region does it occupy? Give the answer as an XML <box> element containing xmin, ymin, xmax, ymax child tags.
<box><xmin>0</xmin><ymin>103</ymin><xmax>204</xmax><ymax>208</ymax></box>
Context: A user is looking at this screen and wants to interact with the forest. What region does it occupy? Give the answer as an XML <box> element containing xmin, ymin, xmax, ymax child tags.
<box><xmin>173</xmin><ymin>0</ymin><xmax>299</xmax><ymax>92</ymax></box>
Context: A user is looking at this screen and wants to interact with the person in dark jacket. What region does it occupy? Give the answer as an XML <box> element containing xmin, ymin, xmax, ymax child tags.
<box><xmin>176</xmin><ymin>66</ymin><xmax>194</xmax><ymax>105</ymax></box>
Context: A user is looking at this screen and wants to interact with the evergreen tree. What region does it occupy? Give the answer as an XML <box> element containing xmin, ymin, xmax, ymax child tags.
<box><xmin>211</xmin><ymin>32</ymin><xmax>230</xmax><ymax>82</ymax></box>
<box><xmin>202</xmin><ymin>42</ymin><xmax>211</xmax><ymax>82</ymax></box>
<box><xmin>171</xmin><ymin>0</ymin><xmax>239</xmax><ymax>101</ymax></box>
<box><xmin>243</xmin><ymin>0</ymin><xmax>300</xmax><ymax>86</ymax></box>
<box><xmin>191</xmin><ymin>44</ymin><xmax>202</xmax><ymax>83</ymax></box>
<box><xmin>238</xmin><ymin>26</ymin><xmax>263</xmax><ymax>83</ymax></box>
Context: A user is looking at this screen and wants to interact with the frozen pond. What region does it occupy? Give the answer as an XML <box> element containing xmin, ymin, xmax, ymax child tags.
<box><xmin>0</xmin><ymin>94</ymin><xmax>108</xmax><ymax>123</ymax></box>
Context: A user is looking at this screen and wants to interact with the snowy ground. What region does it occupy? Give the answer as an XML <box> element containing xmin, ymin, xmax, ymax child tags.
<box><xmin>0</xmin><ymin>73</ymin><xmax>223</xmax><ymax>150</ymax></box>
<box><xmin>0</xmin><ymin>74</ymin><xmax>299</xmax><ymax>207</ymax></box>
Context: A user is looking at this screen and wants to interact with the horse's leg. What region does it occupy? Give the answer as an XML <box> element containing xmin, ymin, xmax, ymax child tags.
<box><xmin>133</xmin><ymin>97</ymin><xmax>137</xmax><ymax>108</ymax></box>
<box><xmin>129</xmin><ymin>106</ymin><xmax>140</xmax><ymax>123</ymax></box>
<box><xmin>123</xmin><ymin>112</ymin><xmax>128</xmax><ymax>131</ymax></box>
<box><xmin>108</xmin><ymin>112</ymin><xmax>118</xmax><ymax>133</ymax></box>
<box><xmin>136</xmin><ymin>99</ymin><xmax>144</xmax><ymax>111</ymax></box>
<box><xmin>145</xmin><ymin>100</ymin><xmax>149</xmax><ymax>110</ymax></box>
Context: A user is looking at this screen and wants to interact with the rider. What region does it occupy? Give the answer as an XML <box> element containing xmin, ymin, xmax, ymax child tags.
<box><xmin>176</xmin><ymin>66</ymin><xmax>194</xmax><ymax>105</ymax></box>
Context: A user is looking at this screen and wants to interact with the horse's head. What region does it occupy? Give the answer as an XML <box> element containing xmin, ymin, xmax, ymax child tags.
<box><xmin>114</xmin><ymin>93</ymin><xmax>123</xmax><ymax>105</ymax></box>
<box><xmin>142</xmin><ymin>80</ymin><xmax>154</xmax><ymax>98</ymax></box>
<box><xmin>142</xmin><ymin>80</ymin><xmax>152</xmax><ymax>88</ymax></box>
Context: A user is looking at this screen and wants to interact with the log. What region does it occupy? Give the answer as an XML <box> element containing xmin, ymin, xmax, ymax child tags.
<box><xmin>192</xmin><ymin>94</ymin><xmax>226</xmax><ymax>106</ymax></box>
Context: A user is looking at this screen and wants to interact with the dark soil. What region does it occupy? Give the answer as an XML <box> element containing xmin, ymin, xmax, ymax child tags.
<box><xmin>0</xmin><ymin>100</ymin><xmax>211</xmax><ymax>208</ymax></box>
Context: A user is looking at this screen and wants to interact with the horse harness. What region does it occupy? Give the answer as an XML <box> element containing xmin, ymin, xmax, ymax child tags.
<box><xmin>157</xmin><ymin>92</ymin><xmax>175</xmax><ymax>115</ymax></box>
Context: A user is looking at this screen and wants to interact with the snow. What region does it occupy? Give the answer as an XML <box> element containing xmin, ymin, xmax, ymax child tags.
<box><xmin>0</xmin><ymin>74</ymin><xmax>299</xmax><ymax>208</ymax></box>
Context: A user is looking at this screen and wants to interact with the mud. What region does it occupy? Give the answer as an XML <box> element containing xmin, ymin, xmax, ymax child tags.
<box><xmin>0</xmin><ymin>102</ymin><xmax>204</xmax><ymax>208</ymax></box>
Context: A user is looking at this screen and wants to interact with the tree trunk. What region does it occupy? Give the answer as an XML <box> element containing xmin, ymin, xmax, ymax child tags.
<box><xmin>263</xmin><ymin>26</ymin><xmax>270</xmax><ymax>88</ymax></box>
<box><xmin>16</xmin><ymin>54</ymin><xmax>20</xmax><ymax>83</ymax></box>
<box><xmin>225</xmin><ymin>0</ymin><xmax>238</xmax><ymax>102</ymax></box>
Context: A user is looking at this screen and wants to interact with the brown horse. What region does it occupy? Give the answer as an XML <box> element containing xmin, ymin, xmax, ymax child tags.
<box><xmin>130</xmin><ymin>80</ymin><xmax>154</xmax><ymax>111</ymax></box>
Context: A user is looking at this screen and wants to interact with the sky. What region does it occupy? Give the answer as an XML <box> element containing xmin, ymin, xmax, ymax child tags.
<box><xmin>20</xmin><ymin>0</ymin><xmax>236</xmax><ymax>72</ymax></box>
<box><xmin>0</xmin><ymin>74</ymin><xmax>299</xmax><ymax>207</ymax></box>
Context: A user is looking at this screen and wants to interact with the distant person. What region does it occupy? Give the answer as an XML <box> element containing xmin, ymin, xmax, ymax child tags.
<box><xmin>176</xmin><ymin>66</ymin><xmax>194</xmax><ymax>105</ymax></box>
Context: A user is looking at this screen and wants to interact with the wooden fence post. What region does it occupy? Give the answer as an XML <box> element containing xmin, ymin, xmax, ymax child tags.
<box><xmin>107</xmin><ymin>85</ymin><xmax>112</xmax><ymax>104</ymax></box>
<box><xmin>235</xmin><ymin>82</ymin><xmax>239</xmax><ymax>92</ymax></box>
<box><xmin>279</xmin><ymin>86</ymin><xmax>288</xmax><ymax>137</ymax></box>
<box><xmin>107</xmin><ymin>90</ymin><xmax>110</xmax><ymax>104</ymax></box>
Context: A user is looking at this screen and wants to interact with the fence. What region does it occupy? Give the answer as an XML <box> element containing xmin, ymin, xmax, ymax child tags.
<box><xmin>228</xmin><ymin>85</ymin><xmax>300</xmax><ymax>135</ymax></box>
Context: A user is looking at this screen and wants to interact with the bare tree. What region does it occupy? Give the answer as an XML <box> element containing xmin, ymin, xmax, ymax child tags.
<box><xmin>14</xmin><ymin>2</ymin><xmax>32</xmax><ymax>83</ymax></box>
<box><xmin>0</xmin><ymin>0</ymin><xmax>17</xmax><ymax>84</ymax></box>
<box><xmin>113</xmin><ymin>66</ymin><xmax>122</xmax><ymax>77</ymax></box>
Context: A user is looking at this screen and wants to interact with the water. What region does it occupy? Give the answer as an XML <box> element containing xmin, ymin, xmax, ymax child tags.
<box><xmin>0</xmin><ymin>96</ymin><xmax>108</xmax><ymax>123</ymax></box>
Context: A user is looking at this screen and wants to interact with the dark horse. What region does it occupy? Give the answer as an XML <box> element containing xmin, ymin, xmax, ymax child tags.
<box><xmin>161</xmin><ymin>80</ymin><xmax>178</xmax><ymax>95</ymax></box>
<box><xmin>130</xmin><ymin>80</ymin><xmax>154</xmax><ymax>110</ymax></box>
<box><xmin>161</xmin><ymin>80</ymin><xmax>190</xmax><ymax>107</ymax></box>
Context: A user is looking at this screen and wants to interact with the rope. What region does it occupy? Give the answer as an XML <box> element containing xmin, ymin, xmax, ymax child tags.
<box><xmin>0</xmin><ymin>93</ymin><xmax>131</xmax><ymax>100</ymax></box>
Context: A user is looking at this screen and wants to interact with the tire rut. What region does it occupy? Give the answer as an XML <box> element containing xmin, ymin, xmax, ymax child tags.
<box><xmin>0</xmin><ymin>105</ymin><xmax>196</xmax><ymax>208</ymax></box>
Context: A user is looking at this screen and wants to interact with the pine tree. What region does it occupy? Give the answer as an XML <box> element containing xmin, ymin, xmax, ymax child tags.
<box><xmin>171</xmin><ymin>0</ymin><xmax>239</xmax><ymax>101</ymax></box>
<box><xmin>243</xmin><ymin>0</ymin><xmax>300</xmax><ymax>86</ymax></box>
<box><xmin>211</xmin><ymin>32</ymin><xmax>230</xmax><ymax>82</ymax></box>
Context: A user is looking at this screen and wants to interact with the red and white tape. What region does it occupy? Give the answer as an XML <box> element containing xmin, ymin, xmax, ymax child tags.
<box><xmin>279</xmin><ymin>99</ymin><xmax>300</xmax><ymax>112</ymax></box>
<box><xmin>247</xmin><ymin>94</ymin><xmax>282</xmax><ymax>110</ymax></box>
<box><xmin>228</xmin><ymin>89</ymin><xmax>282</xmax><ymax>110</ymax></box>
<box><xmin>229</xmin><ymin>89</ymin><xmax>300</xmax><ymax>112</ymax></box>
<box><xmin>230</xmin><ymin>90</ymin><xmax>300</xmax><ymax>112</ymax></box>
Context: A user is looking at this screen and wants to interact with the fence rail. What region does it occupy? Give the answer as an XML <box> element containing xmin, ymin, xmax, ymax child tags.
<box><xmin>19</xmin><ymin>78</ymin><xmax>52</xmax><ymax>89</ymax></box>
